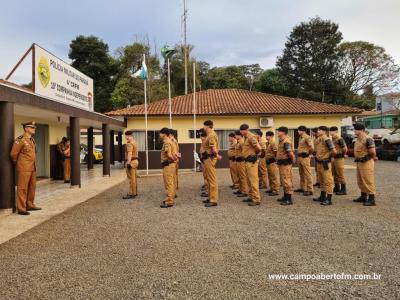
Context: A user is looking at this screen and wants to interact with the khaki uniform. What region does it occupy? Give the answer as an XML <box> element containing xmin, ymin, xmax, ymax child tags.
<box><xmin>297</xmin><ymin>134</ymin><xmax>313</xmax><ymax>192</ymax></box>
<box><xmin>331</xmin><ymin>136</ymin><xmax>346</xmax><ymax>184</ymax></box>
<box><xmin>313</xmin><ymin>136</ymin><xmax>321</xmax><ymax>184</ymax></box>
<box><xmin>315</xmin><ymin>135</ymin><xmax>334</xmax><ymax>195</ymax></box>
<box><xmin>243</xmin><ymin>132</ymin><xmax>261</xmax><ymax>202</ymax></box>
<box><xmin>171</xmin><ymin>137</ymin><xmax>179</xmax><ymax>190</ymax></box>
<box><xmin>57</xmin><ymin>141</ymin><xmax>71</xmax><ymax>181</ymax></box>
<box><xmin>235</xmin><ymin>138</ymin><xmax>248</xmax><ymax>195</ymax></box>
<box><xmin>228</xmin><ymin>139</ymin><xmax>239</xmax><ymax>188</ymax></box>
<box><xmin>277</xmin><ymin>136</ymin><xmax>294</xmax><ymax>195</ymax></box>
<box><xmin>161</xmin><ymin>137</ymin><xmax>176</xmax><ymax>205</ymax></box>
<box><xmin>265</xmin><ymin>139</ymin><xmax>280</xmax><ymax>194</ymax></box>
<box><xmin>125</xmin><ymin>140</ymin><xmax>139</xmax><ymax>196</ymax></box>
<box><xmin>354</xmin><ymin>133</ymin><xmax>376</xmax><ymax>195</ymax></box>
<box><xmin>200</xmin><ymin>138</ymin><xmax>208</xmax><ymax>188</ymax></box>
<box><xmin>10</xmin><ymin>134</ymin><xmax>37</xmax><ymax>213</ymax></box>
<box><xmin>203</xmin><ymin>130</ymin><xmax>219</xmax><ymax>203</ymax></box>
<box><xmin>258</xmin><ymin>139</ymin><xmax>268</xmax><ymax>188</ymax></box>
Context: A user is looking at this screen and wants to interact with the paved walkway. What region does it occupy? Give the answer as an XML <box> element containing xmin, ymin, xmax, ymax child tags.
<box><xmin>0</xmin><ymin>160</ymin><xmax>398</xmax><ymax>299</ymax></box>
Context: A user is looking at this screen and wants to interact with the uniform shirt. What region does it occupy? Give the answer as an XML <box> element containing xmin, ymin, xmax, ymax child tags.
<box><xmin>354</xmin><ymin>132</ymin><xmax>375</xmax><ymax>159</ymax></box>
<box><xmin>332</xmin><ymin>135</ymin><xmax>347</xmax><ymax>155</ymax></box>
<box><xmin>235</xmin><ymin>138</ymin><xmax>244</xmax><ymax>158</ymax></box>
<box><xmin>265</xmin><ymin>139</ymin><xmax>278</xmax><ymax>159</ymax></box>
<box><xmin>242</xmin><ymin>132</ymin><xmax>259</xmax><ymax>157</ymax></box>
<box><xmin>171</xmin><ymin>137</ymin><xmax>180</xmax><ymax>157</ymax></box>
<box><xmin>161</xmin><ymin>137</ymin><xmax>173</xmax><ymax>163</ymax></box>
<box><xmin>10</xmin><ymin>133</ymin><xmax>36</xmax><ymax>172</ymax></box>
<box><xmin>200</xmin><ymin>138</ymin><xmax>206</xmax><ymax>154</ymax></box>
<box><xmin>277</xmin><ymin>136</ymin><xmax>293</xmax><ymax>160</ymax></box>
<box><xmin>57</xmin><ymin>142</ymin><xmax>70</xmax><ymax>158</ymax></box>
<box><xmin>315</xmin><ymin>134</ymin><xmax>335</xmax><ymax>161</ymax></box>
<box><xmin>298</xmin><ymin>134</ymin><xmax>313</xmax><ymax>154</ymax></box>
<box><xmin>204</xmin><ymin>130</ymin><xmax>219</xmax><ymax>155</ymax></box>
<box><xmin>259</xmin><ymin>138</ymin><xmax>267</xmax><ymax>157</ymax></box>
<box><xmin>228</xmin><ymin>139</ymin><xmax>237</xmax><ymax>158</ymax></box>
<box><xmin>125</xmin><ymin>140</ymin><xmax>138</xmax><ymax>161</ymax></box>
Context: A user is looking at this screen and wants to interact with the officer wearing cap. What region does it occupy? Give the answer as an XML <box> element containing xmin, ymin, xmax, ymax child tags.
<box><xmin>264</xmin><ymin>131</ymin><xmax>280</xmax><ymax>196</ymax></box>
<box><xmin>123</xmin><ymin>130</ymin><xmax>139</xmax><ymax>199</ymax></box>
<box><xmin>313</xmin><ymin>126</ymin><xmax>337</xmax><ymax>205</ymax></box>
<box><xmin>353</xmin><ymin>123</ymin><xmax>377</xmax><ymax>206</ymax></box>
<box><xmin>202</xmin><ymin>120</ymin><xmax>221</xmax><ymax>207</ymax></box>
<box><xmin>233</xmin><ymin>130</ymin><xmax>248</xmax><ymax>198</ymax></box>
<box><xmin>228</xmin><ymin>132</ymin><xmax>239</xmax><ymax>190</ymax></box>
<box><xmin>160</xmin><ymin>128</ymin><xmax>177</xmax><ymax>208</ymax></box>
<box><xmin>329</xmin><ymin>126</ymin><xmax>348</xmax><ymax>195</ymax></box>
<box><xmin>255</xmin><ymin>130</ymin><xmax>268</xmax><ymax>190</ymax></box>
<box><xmin>295</xmin><ymin>126</ymin><xmax>314</xmax><ymax>196</ymax></box>
<box><xmin>276</xmin><ymin>127</ymin><xmax>295</xmax><ymax>205</ymax></box>
<box><xmin>312</xmin><ymin>128</ymin><xmax>321</xmax><ymax>188</ymax></box>
<box><xmin>199</xmin><ymin>129</ymin><xmax>209</xmax><ymax>195</ymax></box>
<box><xmin>240</xmin><ymin>124</ymin><xmax>262</xmax><ymax>206</ymax></box>
<box><xmin>10</xmin><ymin>121</ymin><xmax>42</xmax><ymax>215</ymax></box>
<box><xmin>170</xmin><ymin>129</ymin><xmax>181</xmax><ymax>192</ymax></box>
<box><xmin>57</xmin><ymin>137</ymin><xmax>71</xmax><ymax>183</ymax></box>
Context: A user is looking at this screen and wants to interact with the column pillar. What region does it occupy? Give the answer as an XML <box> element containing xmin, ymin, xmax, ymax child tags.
<box><xmin>102</xmin><ymin>123</ymin><xmax>110</xmax><ymax>176</ymax></box>
<box><xmin>118</xmin><ymin>131</ymin><xmax>123</xmax><ymax>163</ymax></box>
<box><xmin>0</xmin><ymin>102</ymin><xmax>15</xmax><ymax>211</ymax></box>
<box><xmin>70</xmin><ymin>117</ymin><xmax>81</xmax><ymax>187</ymax></box>
<box><xmin>87</xmin><ymin>127</ymin><xmax>94</xmax><ymax>170</ymax></box>
<box><xmin>110</xmin><ymin>130</ymin><xmax>115</xmax><ymax>165</ymax></box>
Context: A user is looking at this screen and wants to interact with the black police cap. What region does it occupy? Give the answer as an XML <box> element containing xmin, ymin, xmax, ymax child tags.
<box><xmin>353</xmin><ymin>123</ymin><xmax>365</xmax><ymax>130</ymax></box>
<box><xmin>228</xmin><ymin>132</ymin><xmax>235</xmax><ymax>138</ymax></box>
<box><xmin>203</xmin><ymin>120</ymin><xmax>213</xmax><ymax>127</ymax></box>
<box><xmin>329</xmin><ymin>126</ymin><xmax>339</xmax><ymax>131</ymax></box>
<box><xmin>22</xmin><ymin>121</ymin><xmax>36</xmax><ymax>128</ymax></box>
<box><xmin>298</xmin><ymin>125</ymin><xmax>307</xmax><ymax>132</ymax></box>
<box><xmin>125</xmin><ymin>130</ymin><xmax>134</xmax><ymax>136</ymax></box>
<box><xmin>265</xmin><ymin>131</ymin><xmax>274</xmax><ymax>137</ymax></box>
<box><xmin>312</xmin><ymin>128</ymin><xmax>318</xmax><ymax>133</ymax></box>
<box><xmin>277</xmin><ymin>126</ymin><xmax>288</xmax><ymax>134</ymax></box>
<box><xmin>239</xmin><ymin>124</ymin><xmax>249</xmax><ymax>130</ymax></box>
<box><xmin>234</xmin><ymin>130</ymin><xmax>241</xmax><ymax>136</ymax></box>
<box><xmin>160</xmin><ymin>127</ymin><xmax>170</xmax><ymax>135</ymax></box>
<box><xmin>318</xmin><ymin>126</ymin><xmax>329</xmax><ymax>132</ymax></box>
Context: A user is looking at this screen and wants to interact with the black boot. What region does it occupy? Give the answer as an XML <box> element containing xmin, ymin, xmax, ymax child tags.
<box><xmin>353</xmin><ymin>193</ymin><xmax>367</xmax><ymax>203</ymax></box>
<box><xmin>336</xmin><ymin>184</ymin><xmax>347</xmax><ymax>195</ymax></box>
<box><xmin>333</xmin><ymin>183</ymin><xmax>340</xmax><ymax>193</ymax></box>
<box><xmin>321</xmin><ymin>194</ymin><xmax>332</xmax><ymax>205</ymax></box>
<box><xmin>277</xmin><ymin>193</ymin><xmax>286</xmax><ymax>202</ymax></box>
<box><xmin>363</xmin><ymin>194</ymin><xmax>376</xmax><ymax>206</ymax></box>
<box><xmin>313</xmin><ymin>191</ymin><xmax>326</xmax><ymax>202</ymax></box>
<box><xmin>281</xmin><ymin>194</ymin><xmax>293</xmax><ymax>205</ymax></box>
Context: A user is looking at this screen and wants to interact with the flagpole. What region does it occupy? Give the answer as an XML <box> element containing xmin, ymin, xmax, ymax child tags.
<box><xmin>168</xmin><ymin>57</ymin><xmax>172</xmax><ymax>128</ymax></box>
<box><xmin>143</xmin><ymin>54</ymin><xmax>149</xmax><ymax>175</ymax></box>
<box><xmin>193</xmin><ymin>62</ymin><xmax>196</xmax><ymax>171</ymax></box>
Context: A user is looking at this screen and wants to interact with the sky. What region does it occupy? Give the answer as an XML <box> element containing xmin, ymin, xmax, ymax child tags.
<box><xmin>1</xmin><ymin>0</ymin><xmax>400</xmax><ymax>84</ymax></box>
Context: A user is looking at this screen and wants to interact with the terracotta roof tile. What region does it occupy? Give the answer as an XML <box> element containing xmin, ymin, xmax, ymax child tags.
<box><xmin>106</xmin><ymin>89</ymin><xmax>362</xmax><ymax>116</ymax></box>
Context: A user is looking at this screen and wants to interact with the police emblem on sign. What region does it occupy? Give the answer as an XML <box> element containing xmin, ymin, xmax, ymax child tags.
<box><xmin>37</xmin><ymin>56</ymin><xmax>50</xmax><ymax>88</ymax></box>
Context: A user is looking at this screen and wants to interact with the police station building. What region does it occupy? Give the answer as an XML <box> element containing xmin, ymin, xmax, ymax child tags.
<box><xmin>0</xmin><ymin>44</ymin><xmax>125</xmax><ymax>213</ymax></box>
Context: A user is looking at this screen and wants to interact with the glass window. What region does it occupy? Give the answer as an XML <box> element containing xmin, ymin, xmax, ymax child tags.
<box><xmin>131</xmin><ymin>130</ymin><xmax>165</xmax><ymax>151</ymax></box>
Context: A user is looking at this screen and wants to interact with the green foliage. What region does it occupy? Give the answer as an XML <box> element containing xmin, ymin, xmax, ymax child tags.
<box><xmin>255</xmin><ymin>69</ymin><xmax>289</xmax><ymax>96</ymax></box>
<box><xmin>69</xmin><ymin>35</ymin><xmax>118</xmax><ymax>113</ymax></box>
<box><xmin>203</xmin><ymin>66</ymin><xmax>248</xmax><ymax>89</ymax></box>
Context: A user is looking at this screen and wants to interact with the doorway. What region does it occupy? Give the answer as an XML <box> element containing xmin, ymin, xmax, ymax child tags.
<box><xmin>35</xmin><ymin>124</ymin><xmax>49</xmax><ymax>178</ymax></box>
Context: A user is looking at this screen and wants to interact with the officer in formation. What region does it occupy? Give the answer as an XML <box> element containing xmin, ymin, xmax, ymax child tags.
<box><xmin>170</xmin><ymin>130</ymin><xmax>181</xmax><ymax>190</ymax></box>
<box><xmin>159</xmin><ymin>128</ymin><xmax>178</xmax><ymax>208</ymax></box>
<box><xmin>233</xmin><ymin>130</ymin><xmax>248</xmax><ymax>198</ymax></box>
<box><xmin>199</xmin><ymin>129</ymin><xmax>209</xmax><ymax>193</ymax></box>
<box><xmin>255</xmin><ymin>130</ymin><xmax>268</xmax><ymax>189</ymax></box>
<box><xmin>57</xmin><ymin>137</ymin><xmax>71</xmax><ymax>183</ymax></box>
<box><xmin>264</xmin><ymin>131</ymin><xmax>280</xmax><ymax>196</ymax></box>
<box><xmin>352</xmin><ymin>123</ymin><xmax>377</xmax><ymax>206</ymax></box>
<box><xmin>329</xmin><ymin>126</ymin><xmax>348</xmax><ymax>195</ymax></box>
<box><xmin>312</xmin><ymin>128</ymin><xmax>321</xmax><ymax>188</ymax></box>
<box><xmin>10</xmin><ymin>121</ymin><xmax>42</xmax><ymax>215</ymax></box>
<box><xmin>295</xmin><ymin>126</ymin><xmax>314</xmax><ymax>196</ymax></box>
<box><xmin>123</xmin><ymin>131</ymin><xmax>139</xmax><ymax>199</ymax></box>
<box><xmin>228</xmin><ymin>133</ymin><xmax>239</xmax><ymax>190</ymax></box>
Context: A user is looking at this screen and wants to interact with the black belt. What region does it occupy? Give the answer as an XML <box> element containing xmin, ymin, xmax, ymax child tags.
<box><xmin>245</xmin><ymin>155</ymin><xmax>258</xmax><ymax>163</ymax></box>
<box><xmin>317</xmin><ymin>159</ymin><xmax>330</xmax><ymax>170</ymax></box>
<box><xmin>161</xmin><ymin>160</ymin><xmax>174</xmax><ymax>167</ymax></box>
<box><xmin>334</xmin><ymin>154</ymin><xmax>344</xmax><ymax>159</ymax></box>
<box><xmin>229</xmin><ymin>157</ymin><xmax>236</xmax><ymax>161</ymax></box>
<box><xmin>277</xmin><ymin>159</ymin><xmax>292</xmax><ymax>165</ymax></box>
<box><xmin>266</xmin><ymin>158</ymin><xmax>276</xmax><ymax>165</ymax></box>
<box><xmin>202</xmin><ymin>153</ymin><xmax>216</xmax><ymax>160</ymax></box>
<box><xmin>235</xmin><ymin>157</ymin><xmax>244</xmax><ymax>162</ymax></box>
<box><xmin>298</xmin><ymin>152</ymin><xmax>310</xmax><ymax>158</ymax></box>
<box><xmin>355</xmin><ymin>155</ymin><xmax>371</xmax><ymax>163</ymax></box>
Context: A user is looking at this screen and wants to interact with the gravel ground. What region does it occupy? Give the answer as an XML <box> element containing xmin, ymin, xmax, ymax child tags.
<box><xmin>0</xmin><ymin>160</ymin><xmax>399</xmax><ymax>299</ymax></box>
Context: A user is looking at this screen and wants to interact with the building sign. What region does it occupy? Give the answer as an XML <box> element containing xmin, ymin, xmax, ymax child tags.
<box><xmin>33</xmin><ymin>44</ymin><xmax>94</xmax><ymax>111</ymax></box>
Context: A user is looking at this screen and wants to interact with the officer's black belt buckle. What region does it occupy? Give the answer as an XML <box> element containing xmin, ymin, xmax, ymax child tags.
<box><xmin>334</xmin><ymin>154</ymin><xmax>344</xmax><ymax>159</ymax></box>
<box><xmin>161</xmin><ymin>160</ymin><xmax>172</xmax><ymax>167</ymax></box>
<box><xmin>277</xmin><ymin>159</ymin><xmax>292</xmax><ymax>165</ymax></box>
<box><xmin>266</xmin><ymin>158</ymin><xmax>276</xmax><ymax>165</ymax></box>
<box><xmin>317</xmin><ymin>159</ymin><xmax>330</xmax><ymax>170</ymax></box>
<box><xmin>355</xmin><ymin>155</ymin><xmax>371</xmax><ymax>163</ymax></box>
<box><xmin>229</xmin><ymin>157</ymin><xmax>236</xmax><ymax>161</ymax></box>
<box><xmin>235</xmin><ymin>157</ymin><xmax>244</xmax><ymax>162</ymax></box>
<box><xmin>298</xmin><ymin>152</ymin><xmax>309</xmax><ymax>158</ymax></box>
<box><xmin>245</xmin><ymin>155</ymin><xmax>258</xmax><ymax>163</ymax></box>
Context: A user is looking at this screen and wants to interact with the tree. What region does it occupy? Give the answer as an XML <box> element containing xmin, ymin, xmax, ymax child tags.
<box><xmin>69</xmin><ymin>35</ymin><xmax>118</xmax><ymax>113</ymax></box>
<box><xmin>255</xmin><ymin>68</ymin><xmax>290</xmax><ymax>96</ymax></box>
<box><xmin>338</xmin><ymin>41</ymin><xmax>400</xmax><ymax>96</ymax></box>
<box><xmin>276</xmin><ymin>17</ymin><xmax>345</xmax><ymax>103</ymax></box>
<box><xmin>239</xmin><ymin>64</ymin><xmax>263</xmax><ymax>90</ymax></box>
<box><xmin>203</xmin><ymin>66</ymin><xmax>248</xmax><ymax>90</ymax></box>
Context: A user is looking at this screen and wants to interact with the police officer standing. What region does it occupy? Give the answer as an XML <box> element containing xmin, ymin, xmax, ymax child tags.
<box><xmin>265</xmin><ymin>131</ymin><xmax>280</xmax><ymax>196</ymax></box>
<box><xmin>10</xmin><ymin>121</ymin><xmax>42</xmax><ymax>215</ymax></box>
<box><xmin>240</xmin><ymin>124</ymin><xmax>262</xmax><ymax>206</ymax></box>
<box><xmin>295</xmin><ymin>126</ymin><xmax>314</xmax><ymax>196</ymax></box>
<box><xmin>233</xmin><ymin>130</ymin><xmax>248</xmax><ymax>198</ymax></box>
<box><xmin>57</xmin><ymin>137</ymin><xmax>71</xmax><ymax>183</ymax></box>
<box><xmin>228</xmin><ymin>133</ymin><xmax>239</xmax><ymax>189</ymax></box>
<box><xmin>329</xmin><ymin>126</ymin><xmax>348</xmax><ymax>195</ymax></box>
<box><xmin>313</xmin><ymin>126</ymin><xmax>337</xmax><ymax>205</ymax></box>
<box><xmin>353</xmin><ymin>123</ymin><xmax>377</xmax><ymax>206</ymax></box>
<box><xmin>170</xmin><ymin>129</ymin><xmax>181</xmax><ymax>191</ymax></box>
<box><xmin>160</xmin><ymin>128</ymin><xmax>177</xmax><ymax>208</ymax></box>
<box><xmin>255</xmin><ymin>130</ymin><xmax>268</xmax><ymax>190</ymax></box>
<box><xmin>123</xmin><ymin>131</ymin><xmax>139</xmax><ymax>199</ymax></box>
<box><xmin>202</xmin><ymin>120</ymin><xmax>221</xmax><ymax>207</ymax></box>
<box><xmin>276</xmin><ymin>127</ymin><xmax>295</xmax><ymax>205</ymax></box>
<box><xmin>312</xmin><ymin>128</ymin><xmax>321</xmax><ymax>188</ymax></box>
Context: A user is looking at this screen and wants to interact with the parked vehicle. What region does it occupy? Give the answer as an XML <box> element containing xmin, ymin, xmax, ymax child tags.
<box><xmin>80</xmin><ymin>144</ymin><xmax>103</xmax><ymax>163</ymax></box>
<box><xmin>341</xmin><ymin>125</ymin><xmax>355</xmax><ymax>146</ymax></box>
<box><xmin>381</xmin><ymin>128</ymin><xmax>400</xmax><ymax>145</ymax></box>
<box><xmin>366</xmin><ymin>128</ymin><xmax>392</xmax><ymax>143</ymax></box>
<box><xmin>376</xmin><ymin>144</ymin><xmax>400</xmax><ymax>161</ymax></box>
